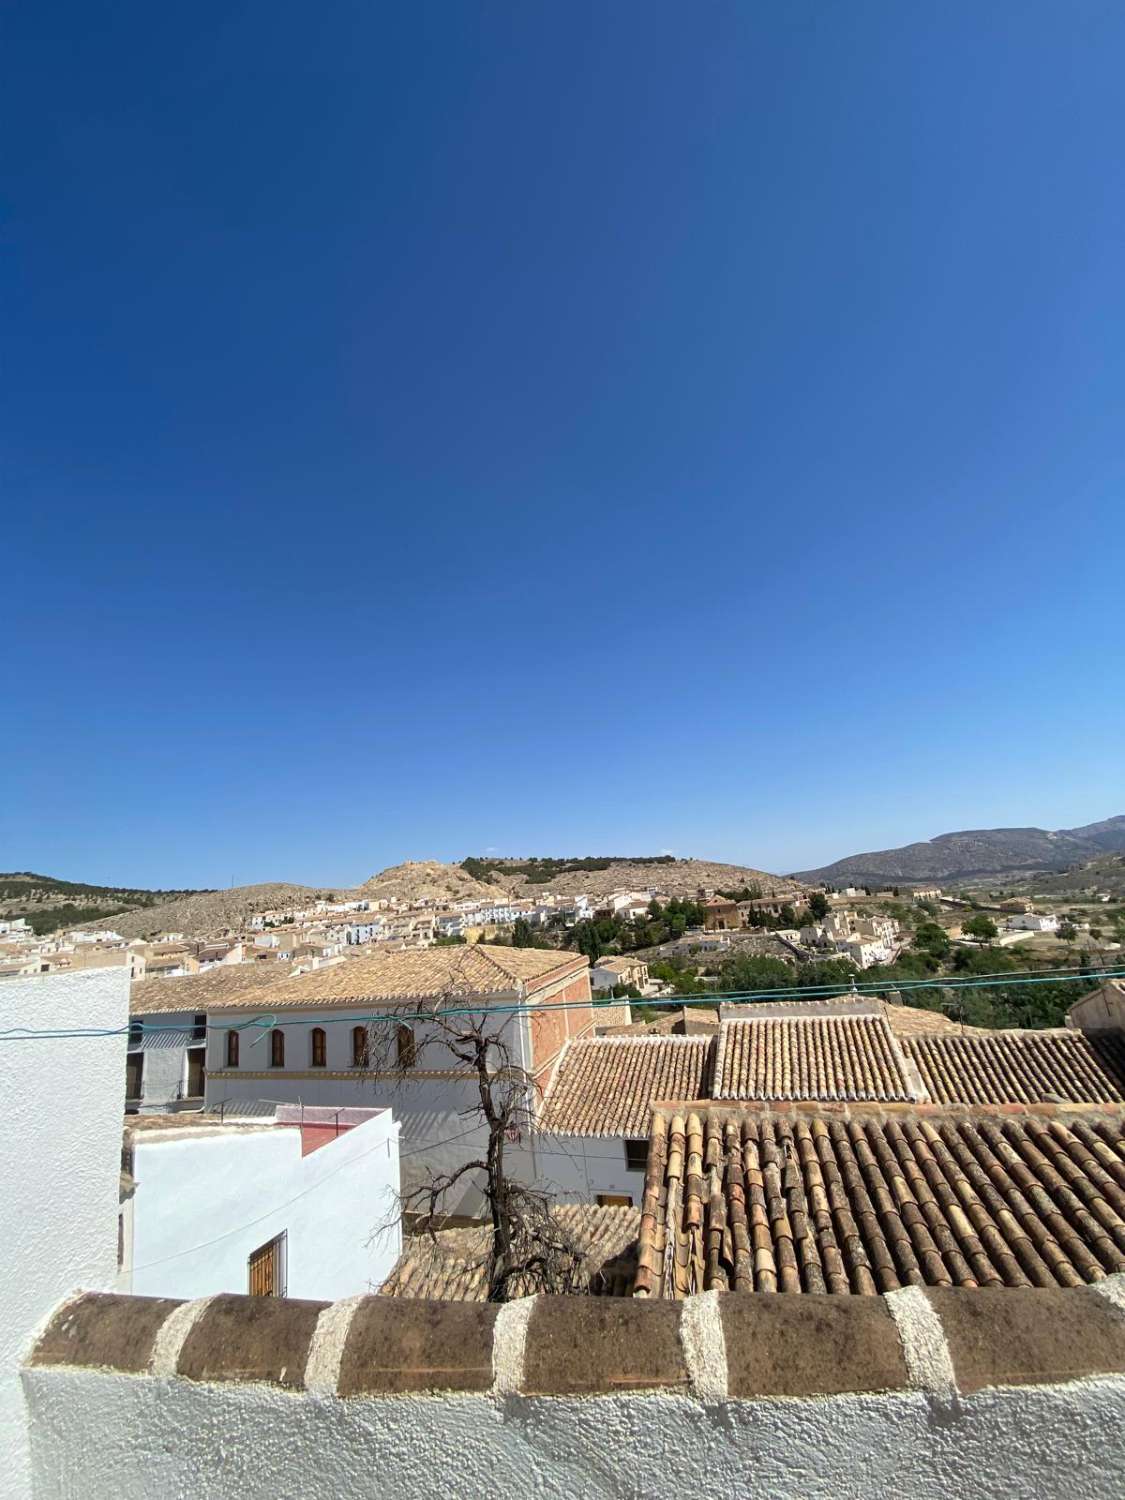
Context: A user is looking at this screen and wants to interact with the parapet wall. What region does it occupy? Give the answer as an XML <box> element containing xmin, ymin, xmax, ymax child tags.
<box><xmin>22</xmin><ymin>1281</ymin><xmax>1125</xmax><ymax>1499</ymax></box>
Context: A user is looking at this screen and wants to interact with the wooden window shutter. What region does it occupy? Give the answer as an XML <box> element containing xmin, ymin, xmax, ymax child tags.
<box><xmin>352</xmin><ymin>1026</ymin><xmax>369</xmax><ymax>1068</ymax></box>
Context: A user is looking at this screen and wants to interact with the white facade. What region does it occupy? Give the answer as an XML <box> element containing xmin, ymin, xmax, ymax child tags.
<box><xmin>1</xmin><ymin>968</ymin><xmax>127</xmax><ymax>1499</ymax></box>
<box><xmin>122</xmin><ymin>1111</ymin><xmax>401</xmax><ymax>1301</ymax></box>
<box><xmin>125</xmin><ymin>1008</ymin><xmax>207</xmax><ymax>1113</ymax></box>
<box><xmin>1007</xmin><ymin>912</ymin><xmax>1061</xmax><ymax>932</ymax></box>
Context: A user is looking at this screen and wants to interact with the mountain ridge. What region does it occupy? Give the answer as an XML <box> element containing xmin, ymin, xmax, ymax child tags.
<box><xmin>795</xmin><ymin>816</ymin><xmax>1125</xmax><ymax>886</ymax></box>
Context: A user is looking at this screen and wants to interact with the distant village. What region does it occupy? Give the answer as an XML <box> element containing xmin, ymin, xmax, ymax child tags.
<box><xmin>0</xmin><ymin>870</ymin><xmax>1104</xmax><ymax>994</ymax></box>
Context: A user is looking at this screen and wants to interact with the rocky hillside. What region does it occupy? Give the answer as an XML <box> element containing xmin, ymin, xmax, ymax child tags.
<box><xmin>359</xmin><ymin>861</ymin><xmax>509</xmax><ymax>905</ymax></box>
<box><xmin>463</xmin><ymin>855</ymin><xmax>804</xmax><ymax>901</ymax></box>
<box><xmin>797</xmin><ymin>816</ymin><xmax>1125</xmax><ymax>888</ymax></box>
<box><xmin>97</xmin><ymin>883</ymin><xmax>340</xmax><ymax>940</ymax></box>
<box><xmin>0</xmin><ymin>872</ymin><xmax>205</xmax><ymax>936</ymax></box>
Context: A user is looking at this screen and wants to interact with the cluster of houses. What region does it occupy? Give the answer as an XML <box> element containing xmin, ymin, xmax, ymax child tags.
<box><xmin>111</xmin><ymin>940</ymin><xmax>1125</xmax><ymax>1306</ymax></box>
<box><xmin>790</xmin><ymin>908</ymin><xmax>902</xmax><ymax>968</ymax></box>
<box><xmin>8</xmin><ymin>953</ymin><xmax>1125</xmax><ymax>1500</ymax></box>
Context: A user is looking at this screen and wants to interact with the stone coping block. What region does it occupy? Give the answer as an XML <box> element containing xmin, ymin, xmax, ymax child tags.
<box><xmin>721</xmin><ymin>1294</ymin><xmax>910</xmax><ymax>1397</ymax></box>
<box><xmin>337</xmin><ymin>1297</ymin><xmax>497</xmax><ymax>1395</ymax></box>
<box><xmin>26</xmin><ymin>1280</ymin><xmax>1125</xmax><ymax>1400</ymax></box>
<box><xmin>523</xmin><ymin>1297</ymin><xmax>688</xmax><ymax>1395</ymax></box>
<box><xmin>178</xmin><ymin>1293</ymin><xmax>328</xmax><ymax>1389</ymax></box>
<box><xmin>928</xmin><ymin>1284</ymin><xmax>1125</xmax><ymax>1394</ymax></box>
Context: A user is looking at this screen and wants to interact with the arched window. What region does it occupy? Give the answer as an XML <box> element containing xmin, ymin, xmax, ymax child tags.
<box><xmin>310</xmin><ymin>1027</ymin><xmax>326</xmax><ymax>1067</ymax></box>
<box><xmin>270</xmin><ymin>1028</ymin><xmax>285</xmax><ymax>1068</ymax></box>
<box><xmin>226</xmin><ymin>1029</ymin><xmax>239</xmax><ymax>1068</ymax></box>
<box><xmin>396</xmin><ymin>1024</ymin><xmax>416</xmax><ymax>1069</ymax></box>
<box><xmin>351</xmin><ymin>1025</ymin><xmax>369</xmax><ymax>1069</ymax></box>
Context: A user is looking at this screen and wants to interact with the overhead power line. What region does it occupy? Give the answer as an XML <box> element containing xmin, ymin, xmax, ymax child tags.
<box><xmin>1</xmin><ymin>960</ymin><xmax>1119</xmax><ymax>1043</ymax></box>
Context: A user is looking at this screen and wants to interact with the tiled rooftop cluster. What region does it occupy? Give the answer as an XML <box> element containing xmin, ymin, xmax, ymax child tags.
<box><xmin>903</xmin><ymin>1031</ymin><xmax>1125</xmax><ymax>1107</ymax></box>
<box><xmin>539</xmin><ymin>1036</ymin><xmax>712</xmax><ymax>1137</ymax></box>
<box><xmin>712</xmin><ymin>1014</ymin><xmax>918</xmax><ymax>1102</ymax></box>
<box><xmin>540</xmin><ymin>1007</ymin><xmax>1125</xmax><ymax>1135</ymax></box>
<box><xmin>130</xmin><ymin>944</ymin><xmax>586</xmax><ymax>1015</ymax></box>
<box><xmin>635</xmin><ymin>1106</ymin><xmax>1125</xmax><ymax>1299</ymax></box>
<box><xmin>382</xmin><ymin>1204</ymin><xmax>639</xmax><ymax>1299</ymax></box>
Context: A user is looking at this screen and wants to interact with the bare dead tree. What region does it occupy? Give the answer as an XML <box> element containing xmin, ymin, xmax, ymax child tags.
<box><xmin>368</xmin><ymin>988</ymin><xmax>588</xmax><ymax>1301</ymax></box>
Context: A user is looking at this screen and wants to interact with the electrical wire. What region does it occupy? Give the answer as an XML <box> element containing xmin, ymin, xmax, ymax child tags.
<box><xmin>3</xmin><ymin>960</ymin><xmax>1121</xmax><ymax>1042</ymax></box>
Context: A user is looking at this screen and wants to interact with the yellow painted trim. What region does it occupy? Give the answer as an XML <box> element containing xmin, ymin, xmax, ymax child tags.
<box><xmin>206</xmin><ymin>1068</ymin><xmax>474</xmax><ymax>1082</ymax></box>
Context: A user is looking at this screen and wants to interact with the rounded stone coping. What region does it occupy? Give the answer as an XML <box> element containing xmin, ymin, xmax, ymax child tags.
<box><xmin>26</xmin><ymin>1281</ymin><xmax>1125</xmax><ymax>1400</ymax></box>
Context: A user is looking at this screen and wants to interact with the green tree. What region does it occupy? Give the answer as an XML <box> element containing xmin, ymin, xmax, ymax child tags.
<box><xmin>1058</xmin><ymin>923</ymin><xmax>1077</xmax><ymax>944</ymax></box>
<box><xmin>807</xmin><ymin>891</ymin><xmax>830</xmax><ymax>921</ymax></box>
<box><xmin>963</xmin><ymin>914</ymin><xmax>998</xmax><ymax>943</ymax></box>
<box><xmin>511</xmin><ymin>918</ymin><xmax>534</xmax><ymax>948</ymax></box>
<box><xmin>913</xmin><ymin>921</ymin><xmax>951</xmax><ymax>960</ymax></box>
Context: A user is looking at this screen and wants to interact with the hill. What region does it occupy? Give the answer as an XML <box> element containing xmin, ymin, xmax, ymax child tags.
<box><xmin>0</xmin><ymin>871</ymin><xmax>206</xmax><ymax>936</ymax></box>
<box><xmin>461</xmin><ymin>855</ymin><xmax>804</xmax><ymax>901</ymax></box>
<box><xmin>93</xmin><ymin>883</ymin><xmax>341</xmax><ymax>940</ymax></box>
<box><xmin>359</xmin><ymin>861</ymin><xmax>509</xmax><ymax>905</ymax></box>
<box><xmin>796</xmin><ymin>816</ymin><xmax>1125</xmax><ymax>888</ymax></box>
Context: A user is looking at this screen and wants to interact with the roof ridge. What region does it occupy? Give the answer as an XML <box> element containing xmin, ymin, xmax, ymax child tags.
<box><xmin>577</xmin><ymin>1034</ymin><xmax>709</xmax><ymax>1046</ymax></box>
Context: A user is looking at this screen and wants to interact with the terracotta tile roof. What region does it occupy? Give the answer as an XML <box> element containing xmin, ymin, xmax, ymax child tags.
<box><xmin>902</xmin><ymin>1031</ymin><xmax>1125</xmax><ymax>1106</ymax></box>
<box><xmin>130</xmin><ymin>962</ymin><xmax>291</xmax><ymax>1015</ymax></box>
<box><xmin>135</xmin><ymin>945</ymin><xmax>587</xmax><ymax>1014</ymax></box>
<box><xmin>712</xmin><ymin>1015</ymin><xmax>918</xmax><ymax>1102</ymax></box>
<box><xmin>380</xmin><ymin>1204</ymin><xmax>640</xmax><ymax>1299</ymax></box>
<box><xmin>883</xmin><ymin>1003</ymin><xmax>994</xmax><ymax>1037</ymax></box>
<box><xmin>538</xmin><ymin>1036</ymin><xmax>712</xmax><ymax>1138</ymax></box>
<box><xmin>635</xmin><ymin>1105</ymin><xmax>1125</xmax><ymax>1298</ymax></box>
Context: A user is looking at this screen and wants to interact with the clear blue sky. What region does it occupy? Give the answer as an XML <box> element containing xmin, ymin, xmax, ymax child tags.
<box><xmin>4</xmin><ymin>3</ymin><xmax>1123</xmax><ymax>889</ymax></box>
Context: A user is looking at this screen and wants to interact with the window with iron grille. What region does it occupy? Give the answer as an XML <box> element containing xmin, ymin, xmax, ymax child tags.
<box><xmin>310</xmin><ymin>1027</ymin><xmax>327</xmax><ymax>1067</ymax></box>
<box><xmin>226</xmin><ymin>1029</ymin><xmax>239</xmax><ymax>1067</ymax></box>
<box><xmin>247</xmin><ymin>1231</ymin><xmax>287</xmax><ymax>1297</ymax></box>
<box><xmin>270</xmin><ymin>1029</ymin><xmax>285</xmax><ymax>1068</ymax></box>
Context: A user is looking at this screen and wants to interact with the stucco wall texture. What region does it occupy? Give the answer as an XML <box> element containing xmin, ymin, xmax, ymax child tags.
<box><xmin>0</xmin><ymin>968</ymin><xmax>128</xmax><ymax>1498</ymax></box>
<box><xmin>21</xmin><ymin>1366</ymin><xmax>1125</xmax><ymax>1500</ymax></box>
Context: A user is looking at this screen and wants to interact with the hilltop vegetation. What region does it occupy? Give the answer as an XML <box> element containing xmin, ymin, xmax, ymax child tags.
<box><xmin>462</xmin><ymin>854</ymin><xmax>676</xmax><ymax>886</ymax></box>
<box><xmin>0</xmin><ymin>871</ymin><xmax>206</xmax><ymax>936</ymax></box>
<box><xmin>464</xmin><ymin>855</ymin><xmax>804</xmax><ymax>901</ymax></box>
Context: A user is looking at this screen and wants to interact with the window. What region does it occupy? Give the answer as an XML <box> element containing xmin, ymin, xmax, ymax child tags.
<box><xmin>226</xmin><ymin>1029</ymin><xmax>240</xmax><ymax>1067</ymax></box>
<box><xmin>247</xmin><ymin>1231</ymin><xmax>287</xmax><ymax>1297</ymax></box>
<box><xmin>185</xmin><ymin>1047</ymin><xmax>205</xmax><ymax>1098</ymax></box>
<box><xmin>270</xmin><ymin>1028</ymin><xmax>285</xmax><ymax>1068</ymax></box>
<box><xmin>624</xmin><ymin>1139</ymin><xmax>648</xmax><ymax>1172</ymax></box>
<box><xmin>125</xmin><ymin>1052</ymin><xmax>144</xmax><ymax>1101</ymax></box>
<box><xmin>351</xmin><ymin>1025</ymin><xmax>369</xmax><ymax>1068</ymax></box>
<box><xmin>597</xmin><ymin>1193</ymin><xmax>633</xmax><ymax>1208</ymax></box>
<box><xmin>127</xmin><ymin>1020</ymin><xmax>142</xmax><ymax>1048</ymax></box>
<box><xmin>191</xmin><ymin>1013</ymin><xmax>206</xmax><ymax>1043</ymax></box>
<box><xmin>310</xmin><ymin>1027</ymin><xmax>327</xmax><ymax>1067</ymax></box>
<box><xmin>396</xmin><ymin>1023</ymin><xmax>416</xmax><ymax>1069</ymax></box>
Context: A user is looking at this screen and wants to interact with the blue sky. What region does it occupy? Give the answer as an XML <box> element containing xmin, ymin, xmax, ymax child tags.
<box><xmin>4</xmin><ymin>3</ymin><xmax>1123</xmax><ymax>889</ymax></box>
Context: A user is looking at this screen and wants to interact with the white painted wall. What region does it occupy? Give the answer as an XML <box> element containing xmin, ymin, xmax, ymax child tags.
<box><xmin>128</xmin><ymin>1113</ymin><xmax>402</xmax><ymax>1301</ymax></box>
<box><xmin>527</xmin><ymin>1131</ymin><xmax>646</xmax><ymax>1206</ymax></box>
<box><xmin>21</xmin><ymin>1366</ymin><xmax>1125</xmax><ymax>1500</ymax></box>
<box><xmin>0</xmin><ymin>968</ymin><xmax>128</xmax><ymax>1500</ymax></box>
<box><xmin>129</xmin><ymin>1009</ymin><xmax>203</xmax><ymax>1112</ymax></box>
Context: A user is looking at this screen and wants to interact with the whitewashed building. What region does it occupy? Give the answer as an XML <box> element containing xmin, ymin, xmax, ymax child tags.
<box><xmin>119</xmin><ymin>1106</ymin><xmax>401</xmax><ymax>1301</ymax></box>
